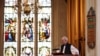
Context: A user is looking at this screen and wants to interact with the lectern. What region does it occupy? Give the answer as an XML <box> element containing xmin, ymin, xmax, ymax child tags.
<box><xmin>51</xmin><ymin>49</ymin><xmax>79</xmax><ymax>56</ymax></box>
<box><xmin>51</xmin><ymin>54</ymin><xmax>79</xmax><ymax>56</ymax></box>
<box><xmin>52</xmin><ymin>54</ymin><xmax>72</xmax><ymax>56</ymax></box>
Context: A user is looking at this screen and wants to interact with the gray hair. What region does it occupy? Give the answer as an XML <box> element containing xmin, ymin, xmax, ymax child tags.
<box><xmin>61</xmin><ymin>36</ymin><xmax>68</xmax><ymax>41</ymax></box>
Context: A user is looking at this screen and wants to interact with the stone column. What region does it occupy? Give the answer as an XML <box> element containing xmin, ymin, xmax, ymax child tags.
<box><xmin>85</xmin><ymin>0</ymin><xmax>96</xmax><ymax>56</ymax></box>
<box><xmin>96</xmin><ymin>0</ymin><xmax>100</xmax><ymax>56</ymax></box>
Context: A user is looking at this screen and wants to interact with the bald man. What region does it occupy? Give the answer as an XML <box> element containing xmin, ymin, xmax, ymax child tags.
<box><xmin>60</xmin><ymin>36</ymin><xmax>79</xmax><ymax>55</ymax></box>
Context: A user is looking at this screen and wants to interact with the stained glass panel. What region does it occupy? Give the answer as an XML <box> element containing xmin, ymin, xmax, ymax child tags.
<box><xmin>21</xmin><ymin>42</ymin><xmax>34</xmax><ymax>56</ymax></box>
<box><xmin>5</xmin><ymin>0</ymin><xmax>17</xmax><ymax>6</ymax></box>
<box><xmin>4</xmin><ymin>17</ymin><xmax>17</xmax><ymax>42</ymax></box>
<box><xmin>38</xmin><ymin>14</ymin><xmax>51</xmax><ymax>42</ymax></box>
<box><xmin>4</xmin><ymin>42</ymin><xmax>17</xmax><ymax>56</ymax></box>
<box><xmin>38</xmin><ymin>8</ymin><xmax>51</xmax><ymax>14</ymax></box>
<box><xmin>21</xmin><ymin>0</ymin><xmax>35</xmax><ymax>42</ymax></box>
<box><xmin>38</xmin><ymin>0</ymin><xmax>51</xmax><ymax>6</ymax></box>
<box><xmin>4</xmin><ymin>7</ymin><xmax>17</xmax><ymax>42</ymax></box>
<box><xmin>21</xmin><ymin>14</ymin><xmax>34</xmax><ymax>42</ymax></box>
<box><xmin>4</xmin><ymin>0</ymin><xmax>18</xmax><ymax>56</ymax></box>
<box><xmin>38</xmin><ymin>42</ymin><xmax>51</xmax><ymax>56</ymax></box>
<box><xmin>21</xmin><ymin>0</ymin><xmax>34</xmax><ymax>56</ymax></box>
<box><xmin>38</xmin><ymin>0</ymin><xmax>52</xmax><ymax>56</ymax></box>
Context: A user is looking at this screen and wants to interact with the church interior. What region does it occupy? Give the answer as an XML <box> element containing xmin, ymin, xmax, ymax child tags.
<box><xmin>0</xmin><ymin>0</ymin><xmax>100</xmax><ymax>56</ymax></box>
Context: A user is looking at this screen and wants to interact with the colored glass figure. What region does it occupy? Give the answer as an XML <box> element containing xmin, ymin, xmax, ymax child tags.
<box><xmin>21</xmin><ymin>0</ymin><xmax>34</xmax><ymax>42</ymax></box>
<box><xmin>21</xmin><ymin>17</ymin><xmax>33</xmax><ymax>42</ymax></box>
<box><xmin>39</xmin><ymin>18</ymin><xmax>50</xmax><ymax>41</ymax></box>
<box><xmin>4</xmin><ymin>0</ymin><xmax>17</xmax><ymax>42</ymax></box>
<box><xmin>5</xmin><ymin>18</ymin><xmax>16</xmax><ymax>42</ymax></box>
<box><xmin>5</xmin><ymin>46</ymin><xmax>16</xmax><ymax>56</ymax></box>
<box><xmin>21</xmin><ymin>46</ymin><xmax>33</xmax><ymax>56</ymax></box>
<box><xmin>39</xmin><ymin>46</ymin><xmax>50</xmax><ymax>56</ymax></box>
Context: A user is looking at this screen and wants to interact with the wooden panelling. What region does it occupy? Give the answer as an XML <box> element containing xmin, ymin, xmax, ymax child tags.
<box><xmin>52</xmin><ymin>0</ymin><xmax>67</xmax><ymax>49</ymax></box>
<box><xmin>0</xmin><ymin>0</ymin><xmax>4</xmax><ymax>56</ymax></box>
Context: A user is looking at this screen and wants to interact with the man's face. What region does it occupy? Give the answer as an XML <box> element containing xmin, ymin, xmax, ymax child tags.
<box><xmin>61</xmin><ymin>39</ymin><xmax>68</xmax><ymax>45</ymax></box>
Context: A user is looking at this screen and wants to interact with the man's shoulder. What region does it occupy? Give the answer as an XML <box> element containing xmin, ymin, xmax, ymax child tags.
<box><xmin>67</xmin><ymin>43</ymin><xmax>71</xmax><ymax>45</ymax></box>
<box><xmin>61</xmin><ymin>43</ymin><xmax>72</xmax><ymax>46</ymax></box>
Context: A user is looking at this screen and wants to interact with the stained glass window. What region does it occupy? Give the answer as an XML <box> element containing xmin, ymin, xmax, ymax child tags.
<box><xmin>4</xmin><ymin>0</ymin><xmax>52</xmax><ymax>56</ymax></box>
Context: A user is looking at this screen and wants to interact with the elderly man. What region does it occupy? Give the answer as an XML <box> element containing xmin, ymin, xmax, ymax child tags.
<box><xmin>60</xmin><ymin>36</ymin><xmax>79</xmax><ymax>55</ymax></box>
